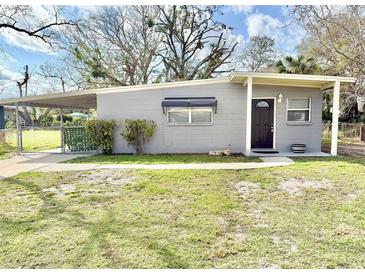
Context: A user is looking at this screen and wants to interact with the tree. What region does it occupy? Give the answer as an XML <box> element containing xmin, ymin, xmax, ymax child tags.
<box><xmin>61</xmin><ymin>6</ymin><xmax>162</xmax><ymax>88</ymax></box>
<box><xmin>0</xmin><ymin>6</ymin><xmax>77</xmax><ymax>46</ymax></box>
<box><xmin>39</xmin><ymin>62</ymin><xmax>66</xmax><ymax>93</ymax></box>
<box><xmin>238</xmin><ymin>35</ymin><xmax>277</xmax><ymax>72</ymax></box>
<box><xmin>291</xmin><ymin>6</ymin><xmax>365</xmax><ymax>75</ymax></box>
<box><xmin>155</xmin><ymin>5</ymin><xmax>238</xmax><ymax>81</ymax></box>
<box><xmin>0</xmin><ymin>5</ymin><xmax>79</xmax><ymax>125</ymax></box>
<box><xmin>289</xmin><ymin>5</ymin><xmax>365</xmax><ymax>121</ymax></box>
<box><xmin>275</xmin><ymin>55</ymin><xmax>320</xmax><ymax>74</ymax></box>
<box><xmin>61</xmin><ymin>6</ymin><xmax>238</xmax><ymax>86</ymax></box>
<box><xmin>39</xmin><ymin>61</ymin><xmax>85</xmax><ymax>93</ymax></box>
<box><xmin>96</xmin><ymin>6</ymin><xmax>163</xmax><ymax>85</ymax></box>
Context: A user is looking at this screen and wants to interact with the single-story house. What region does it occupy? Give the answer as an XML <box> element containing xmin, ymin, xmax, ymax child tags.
<box><xmin>0</xmin><ymin>72</ymin><xmax>356</xmax><ymax>156</ymax></box>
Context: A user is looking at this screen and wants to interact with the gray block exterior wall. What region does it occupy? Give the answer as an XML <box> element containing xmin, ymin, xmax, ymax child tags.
<box><xmin>97</xmin><ymin>82</ymin><xmax>246</xmax><ymax>154</ymax></box>
<box><xmin>252</xmin><ymin>85</ymin><xmax>322</xmax><ymax>153</ymax></box>
<box><xmin>96</xmin><ymin>82</ymin><xmax>322</xmax><ymax>154</ymax></box>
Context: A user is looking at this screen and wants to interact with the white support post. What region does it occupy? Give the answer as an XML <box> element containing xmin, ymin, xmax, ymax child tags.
<box><xmin>245</xmin><ymin>76</ymin><xmax>253</xmax><ymax>156</ymax></box>
<box><xmin>15</xmin><ymin>103</ymin><xmax>20</xmax><ymax>154</ymax></box>
<box><xmin>60</xmin><ymin>108</ymin><xmax>65</xmax><ymax>153</ymax></box>
<box><xmin>331</xmin><ymin>80</ymin><xmax>340</xmax><ymax>156</ymax></box>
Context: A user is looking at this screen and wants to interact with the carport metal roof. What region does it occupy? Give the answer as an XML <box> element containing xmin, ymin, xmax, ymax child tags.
<box><xmin>0</xmin><ymin>90</ymin><xmax>97</xmax><ymax>109</ymax></box>
<box><xmin>0</xmin><ymin>72</ymin><xmax>356</xmax><ymax>109</ymax></box>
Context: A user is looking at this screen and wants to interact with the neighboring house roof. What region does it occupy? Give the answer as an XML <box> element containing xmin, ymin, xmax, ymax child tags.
<box><xmin>0</xmin><ymin>72</ymin><xmax>356</xmax><ymax>110</ymax></box>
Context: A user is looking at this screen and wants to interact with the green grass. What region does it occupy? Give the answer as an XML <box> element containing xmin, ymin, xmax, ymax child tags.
<box><xmin>65</xmin><ymin>154</ymin><xmax>261</xmax><ymax>164</ymax></box>
<box><xmin>0</xmin><ymin>143</ymin><xmax>15</xmax><ymax>160</ymax></box>
<box><xmin>0</xmin><ymin>129</ymin><xmax>60</xmax><ymax>156</ymax></box>
<box><xmin>321</xmin><ymin>138</ymin><xmax>363</xmax><ymax>147</ymax></box>
<box><xmin>0</xmin><ymin>156</ymin><xmax>364</xmax><ymax>268</ymax></box>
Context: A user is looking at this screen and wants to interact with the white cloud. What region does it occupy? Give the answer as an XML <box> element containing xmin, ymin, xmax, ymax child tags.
<box><xmin>67</xmin><ymin>5</ymin><xmax>101</xmax><ymax>18</ymax></box>
<box><xmin>0</xmin><ymin>29</ymin><xmax>55</xmax><ymax>54</ymax></box>
<box><xmin>0</xmin><ymin>6</ymin><xmax>62</xmax><ymax>54</ymax></box>
<box><xmin>0</xmin><ymin>51</ymin><xmax>17</xmax><ymax>64</ymax></box>
<box><xmin>0</xmin><ymin>65</ymin><xmax>59</xmax><ymax>99</ymax></box>
<box><xmin>246</xmin><ymin>13</ymin><xmax>283</xmax><ymax>37</ymax></box>
<box><xmin>245</xmin><ymin>12</ymin><xmax>306</xmax><ymax>55</ymax></box>
<box><xmin>226</xmin><ymin>5</ymin><xmax>254</xmax><ymax>15</ymax></box>
<box><xmin>0</xmin><ymin>65</ymin><xmax>22</xmax><ymax>98</ymax></box>
<box><xmin>0</xmin><ymin>65</ymin><xmax>21</xmax><ymax>81</ymax></box>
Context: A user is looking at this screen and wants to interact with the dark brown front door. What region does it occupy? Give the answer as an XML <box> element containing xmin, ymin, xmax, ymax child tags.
<box><xmin>251</xmin><ymin>99</ymin><xmax>274</xmax><ymax>148</ymax></box>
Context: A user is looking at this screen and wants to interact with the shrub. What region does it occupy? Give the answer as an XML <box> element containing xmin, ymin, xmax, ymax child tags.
<box><xmin>121</xmin><ymin>119</ymin><xmax>156</xmax><ymax>154</ymax></box>
<box><xmin>56</xmin><ymin>114</ymin><xmax>73</xmax><ymax>123</ymax></box>
<box><xmin>65</xmin><ymin>118</ymin><xmax>85</xmax><ymax>126</ymax></box>
<box><xmin>85</xmin><ymin>119</ymin><xmax>116</xmax><ymax>154</ymax></box>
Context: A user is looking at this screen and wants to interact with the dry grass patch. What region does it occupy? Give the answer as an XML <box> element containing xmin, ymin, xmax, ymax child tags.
<box><xmin>278</xmin><ymin>178</ymin><xmax>332</xmax><ymax>196</ymax></box>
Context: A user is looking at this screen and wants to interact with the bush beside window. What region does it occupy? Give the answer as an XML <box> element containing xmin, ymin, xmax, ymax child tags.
<box><xmin>121</xmin><ymin>119</ymin><xmax>156</xmax><ymax>154</ymax></box>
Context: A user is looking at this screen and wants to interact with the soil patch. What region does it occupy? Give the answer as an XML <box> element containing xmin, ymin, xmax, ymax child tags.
<box><xmin>278</xmin><ymin>178</ymin><xmax>332</xmax><ymax>196</ymax></box>
<box><xmin>233</xmin><ymin>181</ymin><xmax>260</xmax><ymax>197</ymax></box>
<box><xmin>75</xmin><ymin>169</ymin><xmax>135</xmax><ymax>185</ymax></box>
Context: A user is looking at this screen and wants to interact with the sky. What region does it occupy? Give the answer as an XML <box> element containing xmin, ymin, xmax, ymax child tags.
<box><xmin>0</xmin><ymin>5</ymin><xmax>305</xmax><ymax>99</ymax></box>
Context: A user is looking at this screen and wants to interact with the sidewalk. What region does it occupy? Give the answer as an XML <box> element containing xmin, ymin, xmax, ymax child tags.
<box><xmin>0</xmin><ymin>154</ymin><xmax>294</xmax><ymax>178</ymax></box>
<box><xmin>0</xmin><ymin>153</ymin><xmax>89</xmax><ymax>178</ymax></box>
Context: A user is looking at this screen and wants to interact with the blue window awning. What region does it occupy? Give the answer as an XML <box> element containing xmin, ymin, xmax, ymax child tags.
<box><xmin>161</xmin><ymin>97</ymin><xmax>217</xmax><ymax>108</ymax></box>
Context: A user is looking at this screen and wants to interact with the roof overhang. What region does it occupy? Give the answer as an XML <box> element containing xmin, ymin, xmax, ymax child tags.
<box><xmin>230</xmin><ymin>72</ymin><xmax>356</xmax><ymax>90</ymax></box>
<box><xmin>0</xmin><ymin>90</ymin><xmax>97</xmax><ymax>109</ymax></box>
<box><xmin>0</xmin><ymin>72</ymin><xmax>357</xmax><ymax>109</ymax></box>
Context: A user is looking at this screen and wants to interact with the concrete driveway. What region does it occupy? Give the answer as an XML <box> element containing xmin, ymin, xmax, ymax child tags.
<box><xmin>0</xmin><ymin>153</ymin><xmax>89</xmax><ymax>179</ymax></box>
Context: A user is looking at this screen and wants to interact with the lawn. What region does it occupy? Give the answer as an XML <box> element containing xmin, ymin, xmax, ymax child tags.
<box><xmin>0</xmin><ymin>156</ymin><xmax>364</xmax><ymax>268</ymax></box>
<box><xmin>0</xmin><ymin>129</ymin><xmax>60</xmax><ymax>157</ymax></box>
<box><xmin>65</xmin><ymin>154</ymin><xmax>261</xmax><ymax>164</ymax></box>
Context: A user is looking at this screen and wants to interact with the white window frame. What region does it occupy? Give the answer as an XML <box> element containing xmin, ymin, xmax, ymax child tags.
<box><xmin>286</xmin><ymin>97</ymin><xmax>312</xmax><ymax>123</ymax></box>
<box><xmin>166</xmin><ymin>106</ymin><xmax>214</xmax><ymax>125</ymax></box>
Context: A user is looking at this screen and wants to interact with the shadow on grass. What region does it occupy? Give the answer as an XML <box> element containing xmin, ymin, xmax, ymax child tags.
<box><xmin>0</xmin><ymin>174</ymin><xmax>189</xmax><ymax>268</ymax></box>
<box><xmin>0</xmin><ymin>176</ymin><xmax>119</xmax><ymax>267</ymax></box>
<box><xmin>148</xmin><ymin>241</ymin><xmax>188</xmax><ymax>268</ymax></box>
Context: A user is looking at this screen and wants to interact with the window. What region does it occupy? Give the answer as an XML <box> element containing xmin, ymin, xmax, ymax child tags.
<box><xmin>167</xmin><ymin>107</ymin><xmax>189</xmax><ymax>123</ymax></box>
<box><xmin>167</xmin><ymin>107</ymin><xmax>213</xmax><ymax>125</ymax></box>
<box><xmin>256</xmin><ymin>100</ymin><xmax>270</xmax><ymax>108</ymax></box>
<box><xmin>287</xmin><ymin>98</ymin><xmax>311</xmax><ymax>122</ymax></box>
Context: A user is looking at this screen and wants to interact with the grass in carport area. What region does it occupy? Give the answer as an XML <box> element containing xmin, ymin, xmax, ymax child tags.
<box><xmin>64</xmin><ymin>153</ymin><xmax>261</xmax><ymax>165</ymax></box>
<box><xmin>7</xmin><ymin>129</ymin><xmax>61</xmax><ymax>152</ymax></box>
<box><xmin>0</xmin><ymin>129</ymin><xmax>60</xmax><ymax>158</ymax></box>
<box><xmin>0</xmin><ymin>156</ymin><xmax>364</xmax><ymax>268</ymax></box>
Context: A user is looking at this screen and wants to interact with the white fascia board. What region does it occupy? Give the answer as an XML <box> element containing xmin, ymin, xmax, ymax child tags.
<box><xmin>230</xmin><ymin>71</ymin><xmax>356</xmax><ymax>83</ymax></box>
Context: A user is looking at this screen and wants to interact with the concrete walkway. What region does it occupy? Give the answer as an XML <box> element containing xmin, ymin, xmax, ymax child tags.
<box><xmin>0</xmin><ymin>153</ymin><xmax>89</xmax><ymax>179</ymax></box>
<box><xmin>0</xmin><ymin>153</ymin><xmax>294</xmax><ymax>179</ymax></box>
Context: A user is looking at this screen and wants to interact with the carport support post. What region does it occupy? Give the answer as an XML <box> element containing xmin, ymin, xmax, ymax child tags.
<box><xmin>331</xmin><ymin>80</ymin><xmax>340</xmax><ymax>156</ymax></box>
<box><xmin>15</xmin><ymin>102</ymin><xmax>21</xmax><ymax>154</ymax></box>
<box><xmin>245</xmin><ymin>76</ymin><xmax>253</xmax><ymax>156</ymax></box>
<box><xmin>60</xmin><ymin>108</ymin><xmax>65</xmax><ymax>153</ymax></box>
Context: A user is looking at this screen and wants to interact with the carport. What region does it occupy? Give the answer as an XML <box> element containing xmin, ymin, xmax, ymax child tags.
<box><xmin>0</xmin><ymin>90</ymin><xmax>97</xmax><ymax>154</ymax></box>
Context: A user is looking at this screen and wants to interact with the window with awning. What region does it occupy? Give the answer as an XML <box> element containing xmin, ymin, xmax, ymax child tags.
<box><xmin>162</xmin><ymin>97</ymin><xmax>217</xmax><ymax>125</ymax></box>
<box><xmin>161</xmin><ymin>97</ymin><xmax>217</xmax><ymax>109</ymax></box>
